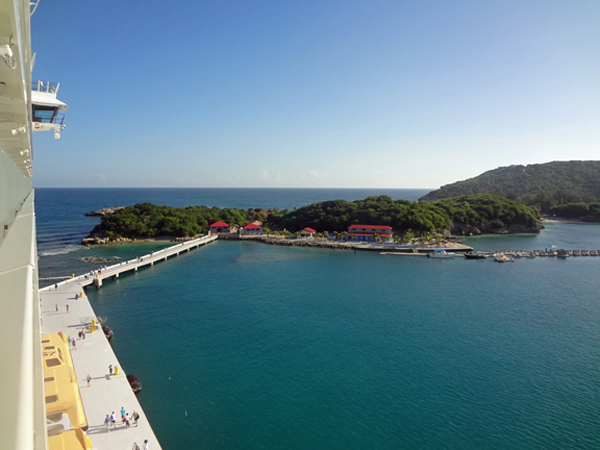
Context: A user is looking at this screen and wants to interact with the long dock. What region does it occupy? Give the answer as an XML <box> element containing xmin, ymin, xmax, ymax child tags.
<box><xmin>39</xmin><ymin>233</ymin><xmax>217</xmax><ymax>450</ymax></box>
<box><xmin>65</xmin><ymin>233</ymin><xmax>217</xmax><ymax>290</ymax></box>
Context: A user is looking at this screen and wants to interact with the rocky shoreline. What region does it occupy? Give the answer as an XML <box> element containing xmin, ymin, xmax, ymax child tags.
<box><xmin>449</xmin><ymin>221</ymin><xmax>544</xmax><ymax>236</ymax></box>
<box><xmin>82</xmin><ymin>236</ymin><xmax>187</xmax><ymax>246</ymax></box>
<box><xmin>85</xmin><ymin>207</ymin><xmax>125</xmax><ymax>216</ymax></box>
<box><xmin>81</xmin><ymin>233</ymin><xmax>473</xmax><ymax>253</ymax></box>
<box><xmin>217</xmin><ymin>234</ymin><xmax>473</xmax><ymax>253</ymax></box>
<box><xmin>76</xmin><ymin>256</ymin><xmax>120</xmax><ymax>263</ymax></box>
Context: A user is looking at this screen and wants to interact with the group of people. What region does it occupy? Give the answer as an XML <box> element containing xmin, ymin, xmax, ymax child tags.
<box><xmin>132</xmin><ymin>439</ymin><xmax>149</xmax><ymax>450</ymax></box>
<box><xmin>104</xmin><ymin>407</ymin><xmax>141</xmax><ymax>431</ymax></box>
<box><xmin>65</xmin><ymin>328</ymin><xmax>86</xmax><ymax>351</ymax></box>
<box><xmin>66</xmin><ymin>335</ymin><xmax>77</xmax><ymax>350</ymax></box>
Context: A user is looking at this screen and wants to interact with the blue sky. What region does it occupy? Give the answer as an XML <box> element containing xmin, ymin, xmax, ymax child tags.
<box><xmin>31</xmin><ymin>0</ymin><xmax>600</xmax><ymax>188</ymax></box>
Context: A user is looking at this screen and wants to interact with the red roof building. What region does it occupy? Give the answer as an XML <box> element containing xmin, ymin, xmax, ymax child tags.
<box><xmin>347</xmin><ymin>224</ymin><xmax>393</xmax><ymax>241</ymax></box>
<box><xmin>209</xmin><ymin>221</ymin><xmax>230</xmax><ymax>233</ymax></box>
<box><xmin>242</xmin><ymin>223</ymin><xmax>264</xmax><ymax>234</ymax></box>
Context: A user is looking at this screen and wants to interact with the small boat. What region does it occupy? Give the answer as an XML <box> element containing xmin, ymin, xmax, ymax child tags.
<box><xmin>427</xmin><ymin>250</ymin><xmax>455</xmax><ymax>258</ymax></box>
<box><xmin>494</xmin><ymin>253</ymin><xmax>515</xmax><ymax>263</ymax></box>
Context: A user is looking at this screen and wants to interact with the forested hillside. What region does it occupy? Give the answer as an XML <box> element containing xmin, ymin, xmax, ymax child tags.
<box><xmin>419</xmin><ymin>161</ymin><xmax>600</xmax><ymax>212</ymax></box>
<box><xmin>267</xmin><ymin>195</ymin><xmax>540</xmax><ymax>234</ymax></box>
<box><xmin>88</xmin><ymin>195</ymin><xmax>541</xmax><ymax>241</ymax></box>
<box><xmin>89</xmin><ymin>203</ymin><xmax>251</xmax><ymax>238</ymax></box>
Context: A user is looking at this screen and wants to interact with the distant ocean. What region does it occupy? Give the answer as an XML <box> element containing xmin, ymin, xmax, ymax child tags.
<box><xmin>36</xmin><ymin>188</ymin><xmax>600</xmax><ymax>450</ymax></box>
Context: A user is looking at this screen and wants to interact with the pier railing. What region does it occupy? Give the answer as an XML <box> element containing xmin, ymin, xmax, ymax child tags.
<box><xmin>40</xmin><ymin>233</ymin><xmax>218</xmax><ymax>292</ymax></box>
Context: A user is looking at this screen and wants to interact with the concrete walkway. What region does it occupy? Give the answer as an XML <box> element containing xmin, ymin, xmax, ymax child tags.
<box><xmin>41</xmin><ymin>286</ymin><xmax>161</xmax><ymax>450</ymax></box>
<box><xmin>77</xmin><ymin>234</ymin><xmax>217</xmax><ymax>289</ymax></box>
<box><xmin>39</xmin><ymin>234</ymin><xmax>217</xmax><ymax>449</ymax></box>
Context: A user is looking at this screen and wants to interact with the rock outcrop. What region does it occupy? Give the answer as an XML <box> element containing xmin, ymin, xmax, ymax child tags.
<box><xmin>450</xmin><ymin>221</ymin><xmax>543</xmax><ymax>236</ymax></box>
<box><xmin>85</xmin><ymin>207</ymin><xmax>125</xmax><ymax>217</ymax></box>
<box><xmin>76</xmin><ymin>256</ymin><xmax>119</xmax><ymax>263</ymax></box>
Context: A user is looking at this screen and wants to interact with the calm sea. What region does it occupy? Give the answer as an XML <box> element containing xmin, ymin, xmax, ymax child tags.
<box><xmin>36</xmin><ymin>188</ymin><xmax>600</xmax><ymax>450</ymax></box>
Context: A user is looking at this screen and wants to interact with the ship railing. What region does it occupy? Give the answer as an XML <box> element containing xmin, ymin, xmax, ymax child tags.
<box><xmin>31</xmin><ymin>80</ymin><xmax>60</xmax><ymax>94</ymax></box>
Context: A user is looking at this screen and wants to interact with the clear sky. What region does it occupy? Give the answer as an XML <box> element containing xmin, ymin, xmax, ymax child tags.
<box><xmin>31</xmin><ymin>0</ymin><xmax>600</xmax><ymax>189</ymax></box>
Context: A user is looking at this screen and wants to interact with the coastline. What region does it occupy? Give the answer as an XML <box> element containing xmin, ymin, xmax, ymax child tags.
<box><xmin>82</xmin><ymin>235</ymin><xmax>189</xmax><ymax>246</ymax></box>
<box><xmin>542</xmin><ymin>216</ymin><xmax>582</xmax><ymax>224</ymax></box>
<box><xmin>84</xmin><ymin>233</ymin><xmax>474</xmax><ymax>254</ymax></box>
<box><xmin>542</xmin><ymin>217</ymin><xmax>600</xmax><ymax>224</ymax></box>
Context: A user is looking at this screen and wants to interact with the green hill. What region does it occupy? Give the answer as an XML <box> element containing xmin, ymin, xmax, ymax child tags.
<box><xmin>419</xmin><ymin>161</ymin><xmax>600</xmax><ymax>212</ymax></box>
<box><xmin>267</xmin><ymin>195</ymin><xmax>541</xmax><ymax>235</ymax></box>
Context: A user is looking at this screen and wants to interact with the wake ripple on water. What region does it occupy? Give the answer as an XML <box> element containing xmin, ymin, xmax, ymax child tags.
<box><xmin>38</xmin><ymin>244</ymin><xmax>88</xmax><ymax>257</ymax></box>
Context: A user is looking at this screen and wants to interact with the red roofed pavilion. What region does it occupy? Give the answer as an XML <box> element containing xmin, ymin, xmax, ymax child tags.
<box><xmin>242</xmin><ymin>223</ymin><xmax>263</xmax><ymax>235</ymax></box>
<box><xmin>209</xmin><ymin>221</ymin><xmax>230</xmax><ymax>233</ymax></box>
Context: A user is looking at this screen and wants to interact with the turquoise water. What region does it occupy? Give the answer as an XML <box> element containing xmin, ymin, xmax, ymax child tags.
<box><xmin>85</xmin><ymin>242</ymin><xmax>600</xmax><ymax>450</ymax></box>
<box><xmin>36</xmin><ymin>189</ymin><xmax>600</xmax><ymax>449</ymax></box>
<box><xmin>462</xmin><ymin>221</ymin><xmax>600</xmax><ymax>252</ymax></box>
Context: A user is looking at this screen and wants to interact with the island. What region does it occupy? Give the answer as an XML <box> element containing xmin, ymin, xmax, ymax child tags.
<box><xmin>82</xmin><ymin>195</ymin><xmax>542</xmax><ymax>248</ymax></box>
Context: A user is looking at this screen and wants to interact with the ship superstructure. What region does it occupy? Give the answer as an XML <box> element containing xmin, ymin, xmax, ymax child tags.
<box><xmin>0</xmin><ymin>0</ymin><xmax>67</xmax><ymax>449</ymax></box>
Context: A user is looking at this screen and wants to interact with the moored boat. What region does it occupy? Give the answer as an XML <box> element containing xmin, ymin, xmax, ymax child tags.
<box><xmin>494</xmin><ymin>253</ymin><xmax>515</xmax><ymax>263</ymax></box>
<box><xmin>427</xmin><ymin>250</ymin><xmax>456</xmax><ymax>258</ymax></box>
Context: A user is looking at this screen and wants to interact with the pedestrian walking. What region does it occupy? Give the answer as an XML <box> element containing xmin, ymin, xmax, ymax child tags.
<box><xmin>82</xmin><ymin>328</ymin><xmax>86</xmax><ymax>339</ymax></box>
<box><xmin>78</xmin><ymin>330</ymin><xmax>82</xmax><ymax>339</ymax></box>
<box><xmin>55</xmin><ymin>304</ymin><xmax>58</xmax><ymax>312</ymax></box>
<box><xmin>143</xmin><ymin>439</ymin><xmax>149</xmax><ymax>450</ymax></box>
<box><xmin>121</xmin><ymin>407</ymin><xmax>126</xmax><ymax>420</ymax></box>
<box><xmin>132</xmin><ymin>443</ymin><xmax>140</xmax><ymax>450</ymax></box>
<box><xmin>72</xmin><ymin>339</ymin><xmax>76</xmax><ymax>350</ymax></box>
<box><xmin>125</xmin><ymin>414</ymin><xmax>131</xmax><ymax>428</ymax></box>
<box><xmin>132</xmin><ymin>410</ymin><xmax>140</xmax><ymax>426</ymax></box>
<box><xmin>67</xmin><ymin>336</ymin><xmax>72</xmax><ymax>346</ymax></box>
<box><xmin>86</xmin><ymin>374</ymin><xmax>91</xmax><ymax>387</ymax></box>
<box><xmin>110</xmin><ymin>412</ymin><xmax>116</xmax><ymax>427</ymax></box>
<box><xmin>109</xmin><ymin>364</ymin><xmax>113</xmax><ymax>375</ymax></box>
<box><xmin>66</xmin><ymin>304</ymin><xmax>69</xmax><ymax>313</ymax></box>
<box><xmin>104</xmin><ymin>414</ymin><xmax>110</xmax><ymax>432</ymax></box>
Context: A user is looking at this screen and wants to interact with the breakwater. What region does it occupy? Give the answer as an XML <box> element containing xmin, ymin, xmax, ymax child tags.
<box><xmin>216</xmin><ymin>234</ymin><xmax>474</xmax><ymax>253</ymax></box>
